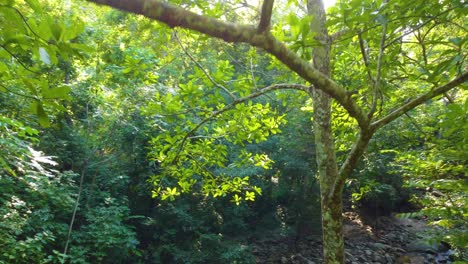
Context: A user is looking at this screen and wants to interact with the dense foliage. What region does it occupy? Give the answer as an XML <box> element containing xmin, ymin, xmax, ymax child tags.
<box><xmin>1</xmin><ymin>0</ymin><xmax>466</xmax><ymax>263</ymax></box>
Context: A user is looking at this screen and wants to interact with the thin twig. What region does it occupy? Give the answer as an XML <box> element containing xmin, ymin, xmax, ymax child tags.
<box><xmin>0</xmin><ymin>44</ymin><xmax>41</xmax><ymax>75</ymax></box>
<box><xmin>357</xmin><ymin>33</ymin><xmax>374</xmax><ymax>84</ymax></box>
<box><xmin>330</xmin><ymin>29</ymin><xmax>349</xmax><ymax>42</ymax></box>
<box><xmin>0</xmin><ymin>5</ymin><xmax>49</xmax><ymax>42</ymax></box>
<box><xmin>250</xmin><ymin>57</ymin><xmax>257</xmax><ymax>89</ymax></box>
<box><xmin>64</xmin><ymin>164</ymin><xmax>87</xmax><ymax>256</ymax></box>
<box><xmin>371</xmin><ymin>71</ymin><xmax>468</xmax><ymax>130</ymax></box>
<box><xmin>404</xmin><ymin>112</ymin><xmax>427</xmax><ymax>137</ymax></box>
<box><xmin>369</xmin><ymin>11</ymin><xmax>388</xmax><ymax>118</ymax></box>
<box><xmin>0</xmin><ymin>82</ymin><xmax>38</xmax><ymax>100</ymax></box>
<box><xmin>173</xmin><ymin>30</ymin><xmax>237</xmax><ymax>100</ymax></box>
<box><xmin>383</xmin><ymin>5</ymin><xmax>459</xmax><ymax>49</ymax></box>
<box><xmin>331</xmin><ymin>5</ymin><xmax>463</xmax><ymax>47</ymax></box>
<box><xmin>443</xmin><ymin>93</ymin><xmax>454</xmax><ymax>104</ymax></box>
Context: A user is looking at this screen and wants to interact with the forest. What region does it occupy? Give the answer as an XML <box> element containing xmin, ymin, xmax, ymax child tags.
<box><xmin>0</xmin><ymin>0</ymin><xmax>466</xmax><ymax>263</ymax></box>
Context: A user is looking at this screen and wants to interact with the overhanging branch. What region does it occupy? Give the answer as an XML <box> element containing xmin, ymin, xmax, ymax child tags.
<box><xmin>86</xmin><ymin>0</ymin><xmax>370</xmax><ymax>129</ymax></box>
<box><xmin>372</xmin><ymin>71</ymin><xmax>468</xmax><ymax>130</ymax></box>
<box><xmin>174</xmin><ymin>31</ymin><xmax>237</xmax><ymax>101</ymax></box>
<box><xmin>171</xmin><ymin>83</ymin><xmax>310</xmax><ymax>163</ymax></box>
<box><xmin>330</xmin><ymin>128</ymin><xmax>374</xmax><ymax>201</ymax></box>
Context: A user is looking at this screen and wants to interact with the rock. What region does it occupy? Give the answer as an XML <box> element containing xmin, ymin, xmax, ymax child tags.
<box><xmin>398</xmin><ymin>234</ymin><xmax>406</xmax><ymax>242</ymax></box>
<box><xmin>406</xmin><ymin>241</ymin><xmax>438</xmax><ymax>254</ymax></box>
<box><xmin>396</xmin><ymin>255</ymin><xmax>425</xmax><ymax>264</ymax></box>
<box><xmin>281</xmin><ymin>256</ymin><xmax>288</xmax><ymax>263</ymax></box>
<box><xmin>384</xmin><ymin>253</ymin><xmax>393</xmax><ymax>263</ymax></box>
<box><xmin>358</xmin><ymin>255</ymin><xmax>367</xmax><ymax>262</ymax></box>
<box><xmin>345</xmin><ymin>250</ymin><xmax>355</xmax><ymax>261</ymax></box>
<box><xmin>371</xmin><ymin>242</ymin><xmax>388</xmax><ymax>250</ymax></box>
<box><xmin>424</xmin><ymin>253</ymin><xmax>435</xmax><ymax>263</ymax></box>
<box><xmin>436</xmin><ymin>249</ymin><xmax>456</xmax><ymax>263</ymax></box>
<box><xmin>411</xmin><ymin>255</ymin><xmax>425</xmax><ymax>264</ymax></box>
<box><xmin>372</xmin><ymin>253</ymin><xmax>382</xmax><ymax>262</ymax></box>
<box><xmin>393</xmin><ymin>247</ymin><xmax>407</xmax><ymax>254</ymax></box>
<box><xmin>365</xmin><ymin>249</ymin><xmax>372</xmax><ymax>256</ymax></box>
<box><xmin>291</xmin><ymin>254</ymin><xmax>315</xmax><ymax>264</ymax></box>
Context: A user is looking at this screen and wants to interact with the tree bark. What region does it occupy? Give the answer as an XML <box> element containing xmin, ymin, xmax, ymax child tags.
<box><xmin>307</xmin><ymin>0</ymin><xmax>344</xmax><ymax>263</ymax></box>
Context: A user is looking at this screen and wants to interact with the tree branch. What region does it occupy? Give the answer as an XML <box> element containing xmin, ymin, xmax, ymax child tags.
<box><xmin>330</xmin><ymin>29</ymin><xmax>349</xmax><ymax>43</ymax></box>
<box><xmin>174</xmin><ymin>30</ymin><xmax>237</xmax><ymax>101</ymax></box>
<box><xmin>0</xmin><ymin>5</ymin><xmax>49</xmax><ymax>43</ymax></box>
<box><xmin>358</xmin><ymin>33</ymin><xmax>374</xmax><ymax>85</ymax></box>
<box><xmin>0</xmin><ymin>82</ymin><xmax>38</xmax><ymax>100</ymax></box>
<box><xmin>258</xmin><ymin>0</ymin><xmax>274</xmax><ymax>33</ymax></box>
<box><xmin>0</xmin><ymin>44</ymin><xmax>41</xmax><ymax>75</ymax></box>
<box><xmin>171</xmin><ymin>83</ymin><xmax>309</xmax><ymax>163</ymax></box>
<box><xmin>87</xmin><ymin>0</ymin><xmax>370</xmax><ymax>128</ymax></box>
<box><xmin>369</xmin><ymin>16</ymin><xmax>387</xmax><ymax>118</ymax></box>
<box><xmin>404</xmin><ymin>112</ymin><xmax>427</xmax><ymax>137</ymax></box>
<box><xmin>371</xmin><ymin>71</ymin><xmax>468</xmax><ymax>130</ymax></box>
<box><xmin>331</xmin><ymin>128</ymin><xmax>374</xmax><ymax>201</ymax></box>
<box><xmin>249</xmin><ymin>57</ymin><xmax>258</xmax><ymax>89</ymax></box>
<box><xmin>383</xmin><ymin>5</ymin><xmax>460</xmax><ymax>49</ymax></box>
<box><xmin>333</xmin><ymin>71</ymin><xmax>468</xmax><ymax>199</ymax></box>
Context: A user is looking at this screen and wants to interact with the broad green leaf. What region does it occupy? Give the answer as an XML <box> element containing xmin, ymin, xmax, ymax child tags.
<box><xmin>30</xmin><ymin>101</ymin><xmax>50</xmax><ymax>127</ymax></box>
<box><xmin>39</xmin><ymin>47</ymin><xmax>51</xmax><ymax>65</ymax></box>
<box><xmin>42</xmin><ymin>86</ymin><xmax>71</xmax><ymax>99</ymax></box>
<box><xmin>232</xmin><ymin>194</ymin><xmax>242</xmax><ymax>205</ymax></box>
<box><xmin>37</xmin><ymin>103</ymin><xmax>50</xmax><ymax>127</ymax></box>
<box><xmin>25</xmin><ymin>0</ymin><xmax>42</xmax><ymax>13</ymax></box>
<box><xmin>0</xmin><ymin>61</ymin><xmax>8</xmax><ymax>73</ymax></box>
<box><xmin>245</xmin><ymin>191</ymin><xmax>255</xmax><ymax>201</ymax></box>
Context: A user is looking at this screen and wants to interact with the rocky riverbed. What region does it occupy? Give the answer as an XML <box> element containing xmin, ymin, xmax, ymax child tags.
<box><xmin>252</xmin><ymin>212</ymin><xmax>456</xmax><ymax>263</ymax></box>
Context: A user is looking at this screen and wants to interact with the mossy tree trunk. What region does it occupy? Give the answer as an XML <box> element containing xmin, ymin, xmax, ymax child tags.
<box><xmin>307</xmin><ymin>0</ymin><xmax>344</xmax><ymax>262</ymax></box>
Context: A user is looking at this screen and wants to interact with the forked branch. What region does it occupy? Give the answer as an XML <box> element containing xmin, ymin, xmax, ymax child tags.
<box><xmin>372</xmin><ymin>71</ymin><xmax>468</xmax><ymax>130</ymax></box>
<box><xmin>258</xmin><ymin>0</ymin><xmax>274</xmax><ymax>33</ymax></box>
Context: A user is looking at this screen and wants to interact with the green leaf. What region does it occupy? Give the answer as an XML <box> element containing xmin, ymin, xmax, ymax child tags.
<box><xmin>232</xmin><ymin>194</ymin><xmax>242</xmax><ymax>205</ymax></box>
<box><xmin>39</xmin><ymin>47</ymin><xmax>51</xmax><ymax>65</ymax></box>
<box><xmin>62</xmin><ymin>19</ymin><xmax>85</xmax><ymax>41</ymax></box>
<box><xmin>375</xmin><ymin>14</ymin><xmax>387</xmax><ymax>25</ymax></box>
<box><xmin>37</xmin><ymin>104</ymin><xmax>50</xmax><ymax>127</ymax></box>
<box><xmin>0</xmin><ymin>61</ymin><xmax>8</xmax><ymax>73</ymax></box>
<box><xmin>42</xmin><ymin>86</ymin><xmax>71</xmax><ymax>99</ymax></box>
<box><xmin>245</xmin><ymin>191</ymin><xmax>255</xmax><ymax>201</ymax></box>
<box><xmin>49</xmin><ymin>20</ymin><xmax>62</xmax><ymax>41</ymax></box>
<box><xmin>25</xmin><ymin>0</ymin><xmax>42</xmax><ymax>13</ymax></box>
<box><xmin>30</xmin><ymin>101</ymin><xmax>50</xmax><ymax>127</ymax></box>
<box><xmin>161</xmin><ymin>187</ymin><xmax>180</xmax><ymax>201</ymax></box>
<box><xmin>37</xmin><ymin>19</ymin><xmax>53</xmax><ymax>40</ymax></box>
<box><xmin>448</xmin><ymin>37</ymin><xmax>462</xmax><ymax>47</ymax></box>
<box><xmin>253</xmin><ymin>186</ymin><xmax>262</xmax><ymax>195</ymax></box>
<box><xmin>431</xmin><ymin>219</ymin><xmax>453</xmax><ymax>228</ymax></box>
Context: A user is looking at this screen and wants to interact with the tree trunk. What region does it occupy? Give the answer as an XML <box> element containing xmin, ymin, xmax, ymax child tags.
<box><xmin>308</xmin><ymin>0</ymin><xmax>344</xmax><ymax>263</ymax></box>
